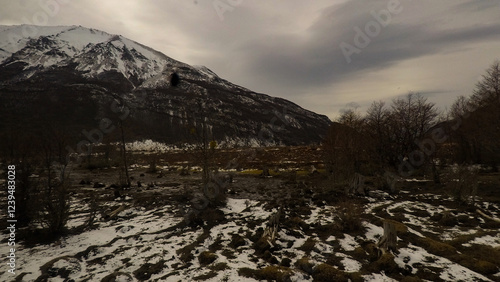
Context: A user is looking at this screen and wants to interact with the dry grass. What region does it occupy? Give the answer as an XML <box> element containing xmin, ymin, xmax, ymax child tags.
<box><xmin>209</xmin><ymin>262</ymin><xmax>230</xmax><ymax>271</ymax></box>
<box><xmin>416</xmin><ymin>237</ymin><xmax>456</xmax><ymax>256</ymax></box>
<box><xmin>198</xmin><ymin>251</ymin><xmax>218</xmax><ymax>266</ymax></box>
<box><xmin>238</xmin><ymin>266</ymin><xmax>292</xmax><ymax>281</ymax></box>
<box><xmin>176</xmin><ymin>229</ymin><xmax>211</xmax><ymax>263</ymax></box>
<box><xmin>313</xmin><ymin>263</ymin><xmax>350</xmax><ymax>282</ymax></box>
<box><xmin>367</xmin><ymin>253</ymin><xmax>400</xmax><ymax>275</ymax></box>
<box><xmin>298</xmin><ymin>238</ymin><xmax>316</xmax><ymax>255</ymax></box>
<box><xmin>295</xmin><ymin>257</ymin><xmax>315</xmax><ymax>275</ymax></box>
<box><xmin>229</xmin><ymin>234</ymin><xmax>246</xmax><ymax>249</ymax></box>
<box><xmin>133</xmin><ymin>260</ymin><xmax>165</xmax><ymax>281</ymax></box>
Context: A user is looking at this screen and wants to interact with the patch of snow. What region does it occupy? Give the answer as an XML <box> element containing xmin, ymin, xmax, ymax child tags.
<box><xmin>440</xmin><ymin>228</ymin><xmax>477</xmax><ymax>241</ymax></box>
<box><xmin>193</xmin><ymin>65</ymin><xmax>218</xmax><ymax>79</ymax></box>
<box><xmin>326</xmin><ymin>235</ymin><xmax>336</xmax><ymax>242</ymax></box>
<box><xmin>341</xmin><ymin>257</ymin><xmax>362</xmax><ymax>272</ymax></box>
<box><xmin>463</xmin><ymin>234</ymin><xmax>500</xmax><ymax>248</ymax></box>
<box><xmin>363</xmin><ymin>273</ymin><xmax>398</xmax><ymax>281</ymax></box>
<box><xmin>395</xmin><ymin>244</ymin><xmax>493</xmax><ymax>282</ymax></box>
<box><xmin>364</xmin><ymin>222</ymin><xmax>384</xmax><ymax>242</ymax></box>
<box><xmin>440</xmin><ymin>263</ymin><xmax>492</xmax><ymax>282</ymax></box>
<box><xmin>407</xmin><ymin>227</ymin><xmax>425</xmax><ymax>238</ymax></box>
<box><xmin>338</xmin><ymin>234</ymin><xmax>359</xmax><ymax>251</ymax></box>
<box><xmin>315</xmin><ymin>241</ymin><xmax>334</xmax><ymax>254</ymax></box>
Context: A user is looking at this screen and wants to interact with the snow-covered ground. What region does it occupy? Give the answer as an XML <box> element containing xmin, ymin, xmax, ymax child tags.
<box><xmin>1</xmin><ymin>170</ymin><xmax>499</xmax><ymax>281</ymax></box>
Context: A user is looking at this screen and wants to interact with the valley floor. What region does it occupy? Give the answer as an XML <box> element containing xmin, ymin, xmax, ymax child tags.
<box><xmin>1</xmin><ymin>164</ymin><xmax>500</xmax><ymax>281</ymax></box>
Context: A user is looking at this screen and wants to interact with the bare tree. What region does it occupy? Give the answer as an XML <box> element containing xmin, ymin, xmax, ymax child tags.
<box><xmin>448</xmin><ymin>95</ymin><xmax>475</xmax><ymax>163</ymax></box>
<box><xmin>189</xmin><ymin>100</ymin><xmax>217</xmax><ymax>186</ymax></box>
<box><xmin>337</xmin><ymin>107</ymin><xmax>364</xmax><ymax>130</ymax></box>
<box><xmin>360</xmin><ymin>93</ymin><xmax>439</xmax><ymax>176</ymax></box>
<box><xmin>469</xmin><ymin>61</ymin><xmax>500</xmax><ymax>159</ymax></box>
<box><xmin>323</xmin><ymin>116</ymin><xmax>371</xmax><ymax>187</ymax></box>
<box><xmin>384</xmin><ymin>92</ymin><xmax>438</xmax><ymax>167</ymax></box>
<box><xmin>365</xmin><ymin>101</ymin><xmax>391</xmax><ymax>167</ymax></box>
<box><xmin>449</xmin><ymin>61</ymin><xmax>500</xmax><ymax>165</ymax></box>
<box><xmin>449</xmin><ymin>95</ymin><xmax>472</xmax><ymax>120</ymax></box>
<box><xmin>470</xmin><ymin>60</ymin><xmax>500</xmax><ymax>108</ymax></box>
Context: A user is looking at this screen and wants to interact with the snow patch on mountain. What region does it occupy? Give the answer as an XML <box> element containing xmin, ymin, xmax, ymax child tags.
<box><xmin>0</xmin><ymin>25</ymin><xmax>70</xmax><ymax>60</ymax></box>
<box><xmin>193</xmin><ymin>65</ymin><xmax>219</xmax><ymax>79</ymax></box>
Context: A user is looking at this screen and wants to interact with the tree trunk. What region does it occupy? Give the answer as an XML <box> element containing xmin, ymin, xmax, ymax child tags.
<box><xmin>261</xmin><ymin>167</ymin><xmax>270</xmax><ymax>177</ymax></box>
<box><xmin>431</xmin><ymin>159</ymin><xmax>440</xmax><ymax>184</ymax></box>
<box><xmin>119</xmin><ymin>121</ymin><xmax>131</xmax><ymax>187</ymax></box>
<box><xmin>347</xmin><ymin>173</ymin><xmax>364</xmax><ymax>195</ymax></box>
<box><xmin>377</xmin><ymin>220</ymin><xmax>398</xmax><ymax>255</ymax></box>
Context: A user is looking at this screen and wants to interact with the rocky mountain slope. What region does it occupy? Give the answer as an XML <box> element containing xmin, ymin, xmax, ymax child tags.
<box><xmin>0</xmin><ymin>25</ymin><xmax>331</xmax><ymax>147</ymax></box>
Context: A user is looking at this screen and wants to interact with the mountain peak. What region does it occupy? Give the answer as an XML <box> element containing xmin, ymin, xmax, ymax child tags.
<box><xmin>0</xmin><ymin>25</ymin><xmax>331</xmax><ymax>146</ymax></box>
<box><xmin>0</xmin><ymin>25</ymin><xmax>249</xmax><ymax>90</ymax></box>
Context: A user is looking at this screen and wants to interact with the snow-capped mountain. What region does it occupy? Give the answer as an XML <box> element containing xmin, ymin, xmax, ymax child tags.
<box><xmin>0</xmin><ymin>25</ymin><xmax>330</xmax><ymax>146</ymax></box>
<box><xmin>0</xmin><ymin>25</ymin><xmax>239</xmax><ymax>89</ymax></box>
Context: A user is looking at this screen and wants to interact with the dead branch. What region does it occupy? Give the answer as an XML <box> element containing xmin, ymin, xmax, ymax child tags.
<box><xmin>105</xmin><ymin>205</ymin><xmax>128</xmax><ymax>220</ymax></box>
<box><xmin>476</xmin><ymin>209</ymin><xmax>500</xmax><ymax>223</ymax></box>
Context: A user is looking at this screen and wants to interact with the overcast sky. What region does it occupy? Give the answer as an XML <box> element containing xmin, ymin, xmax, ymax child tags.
<box><xmin>1</xmin><ymin>0</ymin><xmax>499</xmax><ymax>119</ymax></box>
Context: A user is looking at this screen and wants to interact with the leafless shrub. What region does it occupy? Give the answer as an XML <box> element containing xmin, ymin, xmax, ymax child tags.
<box><xmin>445</xmin><ymin>164</ymin><xmax>479</xmax><ymax>205</ymax></box>
<box><xmin>33</xmin><ymin>165</ymin><xmax>71</xmax><ymax>236</ymax></box>
<box><xmin>334</xmin><ymin>199</ymin><xmax>364</xmax><ymax>233</ymax></box>
<box><xmin>262</xmin><ymin>207</ymin><xmax>283</xmax><ymax>241</ymax></box>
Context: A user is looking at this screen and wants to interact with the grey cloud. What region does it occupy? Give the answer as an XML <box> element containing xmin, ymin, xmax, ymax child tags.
<box><xmin>217</xmin><ymin>0</ymin><xmax>500</xmax><ymax>102</ymax></box>
<box><xmin>452</xmin><ymin>0</ymin><xmax>500</xmax><ymax>12</ymax></box>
